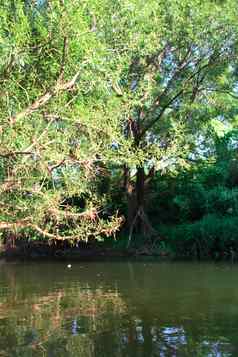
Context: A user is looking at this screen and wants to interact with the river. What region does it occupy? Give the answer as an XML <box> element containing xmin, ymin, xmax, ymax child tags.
<box><xmin>0</xmin><ymin>261</ymin><xmax>237</xmax><ymax>356</ymax></box>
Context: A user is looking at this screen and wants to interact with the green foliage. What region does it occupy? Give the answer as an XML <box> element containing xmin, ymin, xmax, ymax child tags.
<box><xmin>1</xmin><ymin>0</ymin><xmax>238</xmax><ymax>250</ymax></box>
<box><xmin>160</xmin><ymin>214</ymin><xmax>238</xmax><ymax>259</ymax></box>
<box><xmin>0</xmin><ymin>0</ymin><xmax>126</xmax><ymax>241</ymax></box>
<box><xmin>151</xmin><ymin>140</ymin><xmax>238</xmax><ymax>258</ymax></box>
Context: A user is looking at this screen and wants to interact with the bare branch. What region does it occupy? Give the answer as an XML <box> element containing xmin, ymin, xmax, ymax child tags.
<box><xmin>47</xmin><ymin>207</ymin><xmax>98</xmax><ymax>220</ymax></box>
<box><xmin>59</xmin><ymin>36</ymin><xmax>68</xmax><ymax>80</ymax></box>
<box><xmin>0</xmin><ymin>219</ymin><xmax>31</xmax><ymax>230</ymax></box>
<box><xmin>48</xmin><ymin>159</ymin><xmax>66</xmax><ymax>173</ymax></box>
<box><xmin>0</xmin><ymin>151</ymin><xmax>33</xmax><ymax>159</ymax></box>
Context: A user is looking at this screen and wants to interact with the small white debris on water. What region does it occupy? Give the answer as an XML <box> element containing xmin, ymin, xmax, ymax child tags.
<box><xmin>67</xmin><ymin>264</ymin><xmax>72</xmax><ymax>269</ymax></box>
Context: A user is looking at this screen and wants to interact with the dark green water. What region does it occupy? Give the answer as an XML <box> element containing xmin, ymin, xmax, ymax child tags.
<box><xmin>0</xmin><ymin>261</ymin><xmax>238</xmax><ymax>356</ymax></box>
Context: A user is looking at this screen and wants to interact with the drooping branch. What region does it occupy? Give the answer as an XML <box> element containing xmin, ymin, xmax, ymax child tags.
<box><xmin>0</xmin><ymin>218</ymin><xmax>123</xmax><ymax>241</ymax></box>
<box><xmin>0</xmin><ymin>208</ymin><xmax>123</xmax><ymax>241</ymax></box>
<box><xmin>47</xmin><ymin>207</ymin><xmax>99</xmax><ymax>221</ymax></box>
<box><xmin>0</xmin><ymin>151</ymin><xmax>34</xmax><ymax>159</ymax></box>
<box><xmin>0</xmin><ymin>220</ymin><xmax>75</xmax><ymax>240</ymax></box>
<box><xmin>9</xmin><ymin>71</ymin><xmax>80</xmax><ymax>124</ymax></box>
<box><xmin>0</xmin><ymin>219</ymin><xmax>31</xmax><ymax>230</ymax></box>
<box><xmin>0</xmin><ymin>179</ymin><xmax>22</xmax><ymax>193</ymax></box>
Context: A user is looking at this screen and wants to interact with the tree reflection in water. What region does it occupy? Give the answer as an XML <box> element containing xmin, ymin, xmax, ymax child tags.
<box><xmin>0</xmin><ymin>262</ymin><xmax>236</xmax><ymax>356</ymax></box>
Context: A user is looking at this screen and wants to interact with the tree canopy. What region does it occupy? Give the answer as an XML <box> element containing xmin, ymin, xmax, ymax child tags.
<box><xmin>1</xmin><ymin>0</ymin><xmax>238</xmax><ymax>252</ymax></box>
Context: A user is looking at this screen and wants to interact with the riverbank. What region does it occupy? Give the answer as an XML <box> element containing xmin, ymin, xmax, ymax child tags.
<box><xmin>0</xmin><ymin>238</ymin><xmax>169</xmax><ymax>261</ymax></box>
<box><xmin>1</xmin><ymin>228</ymin><xmax>237</xmax><ymax>262</ymax></box>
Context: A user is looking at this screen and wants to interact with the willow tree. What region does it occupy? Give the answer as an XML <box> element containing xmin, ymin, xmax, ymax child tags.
<box><xmin>94</xmin><ymin>0</ymin><xmax>238</xmax><ymax>239</ymax></box>
<box><xmin>1</xmin><ymin>0</ymin><xmax>238</xmax><ymax>244</ymax></box>
<box><xmin>0</xmin><ymin>0</ymin><xmax>125</xmax><ymax>242</ymax></box>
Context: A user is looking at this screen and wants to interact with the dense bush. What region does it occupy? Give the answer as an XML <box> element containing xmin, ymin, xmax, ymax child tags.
<box><xmin>160</xmin><ymin>215</ymin><xmax>238</xmax><ymax>259</ymax></box>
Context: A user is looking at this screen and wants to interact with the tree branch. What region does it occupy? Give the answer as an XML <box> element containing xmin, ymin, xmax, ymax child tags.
<box><xmin>0</xmin><ymin>151</ymin><xmax>33</xmax><ymax>159</ymax></box>
<box><xmin>9</xmin><ymin>71</ymin><xmax>80</xmax><ymax>124</ymax></box>
<box><xmin>59</xmin><ymin>36</ymin><xmax>68</xmax><ymax>80</ymax></box>
<box><xmin>138</xmin><ymin>56</ymin><xmax>224</xmax><ymax>141</ymax></box>
<box><xmin>201</xmin><ymin>87</ymin><xmax>238</xmax><ymax>99</ymax></box>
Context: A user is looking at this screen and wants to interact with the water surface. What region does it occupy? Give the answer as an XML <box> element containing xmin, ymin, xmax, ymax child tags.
<box><xmin>0</xmin><ymin>261</ymin><xmax>237</xmax><ymax>356</ymax></box>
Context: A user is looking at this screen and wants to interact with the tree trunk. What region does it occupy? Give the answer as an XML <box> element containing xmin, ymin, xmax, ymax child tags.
<box><xmin>125</xmin><ymin>166</ymin><xmax>157</xmax><ymax>248</ymax></box>
<box><xmin>135</xmin><ymin>166</ymin><xmax>145</xmax><ymax>234</ymax></box>
<box><xmin>123</xmin><ymin>165</ymin><xmax>146</xmax><ymax>234</ymax></box>
<box><xmin>123</xmin><ymin>165</ymin><xmax>136</xmax><ymax>230</ymax></box>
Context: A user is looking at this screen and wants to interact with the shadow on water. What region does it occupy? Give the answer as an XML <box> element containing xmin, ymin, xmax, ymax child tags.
<box><xmin>0</xmin><ymin>261</ymin><xmax>238</xmax><ymax>356</ymax></box>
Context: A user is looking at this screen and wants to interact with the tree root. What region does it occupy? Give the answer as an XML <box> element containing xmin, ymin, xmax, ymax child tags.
<box><xmin>127</xmin><ymin>206</ymin><xmax>158</xmax><ymax>249</ymax></box>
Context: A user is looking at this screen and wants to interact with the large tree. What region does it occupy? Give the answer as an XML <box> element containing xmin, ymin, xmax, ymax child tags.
<box><xmin>1</xmin><ymin>0</ymin><xmax>238</xmax><ymax>244</ymax></box>
<box><xmin>96</xmin><ymin>0</ymin><xmax>238</xmax><ymax>239</ymax></box>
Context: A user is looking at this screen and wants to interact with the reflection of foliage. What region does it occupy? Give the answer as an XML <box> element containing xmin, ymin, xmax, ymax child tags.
<box><xmin>0</xmin><ymin>284</ymin><xmax>126</xmax><ymax>356</ymax></box>
<box><xmin>0</xmin><ymin>262</ymin><xmax>237</xmax><ymax>356</ymax></box>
